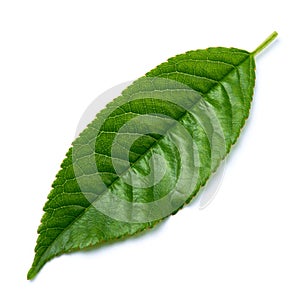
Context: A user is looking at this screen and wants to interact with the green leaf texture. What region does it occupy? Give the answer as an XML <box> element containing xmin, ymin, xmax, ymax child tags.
<box><xmin>28</xmin><ymin>33</ymin><xmax>277</xmax><ymax>280</ymax></box>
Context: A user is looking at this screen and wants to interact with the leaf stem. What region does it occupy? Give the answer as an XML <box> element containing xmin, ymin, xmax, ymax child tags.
<box><xmin>252</xmin><ymin>31</ymin><xmax>278</xmax><ymax>56</ymax></box>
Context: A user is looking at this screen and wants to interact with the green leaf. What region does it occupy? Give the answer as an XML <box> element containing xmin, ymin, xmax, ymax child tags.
<box><xmin>28</xmin><ymin>32</ymin><xmax>277</xmax><ymax>280</ymax></box>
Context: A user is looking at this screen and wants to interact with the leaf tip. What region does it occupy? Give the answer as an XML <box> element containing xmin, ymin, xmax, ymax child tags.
<box><xmin>27</xmin><ymin>268</ymin><xmax>35</xmax><ymax>280</ymax></box>
<box><xmin>27</xmin><ymin>264</ymin><xmax>40</xmax><ymax>280</ymax></box>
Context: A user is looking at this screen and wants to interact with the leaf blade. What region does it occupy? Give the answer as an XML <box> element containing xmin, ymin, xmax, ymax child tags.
<box><xmin>28</xmin><ymin>46</ymin><xmax>256</xmax><ymax>280</ymax></box>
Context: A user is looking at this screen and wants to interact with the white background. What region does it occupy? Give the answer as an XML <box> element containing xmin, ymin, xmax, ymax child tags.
<box><xmin>1</xmin><ymin>0</ymin><xmax>299</xmax><ymax>299</ymax></box>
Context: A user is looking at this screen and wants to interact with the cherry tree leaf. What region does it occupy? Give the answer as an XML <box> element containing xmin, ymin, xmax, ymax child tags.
<box><xmin>28</xmin><ymin>32</ymin><xmax>277</xmax><ymax>280</ymax></box>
